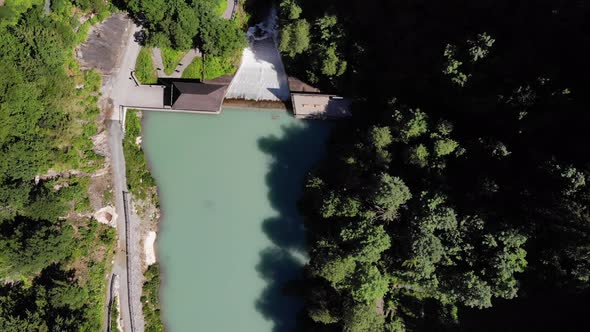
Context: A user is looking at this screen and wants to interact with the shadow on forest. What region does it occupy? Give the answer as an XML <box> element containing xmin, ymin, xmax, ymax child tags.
<box><xmin>254</xmin><ymin>120</ymin><xmax>331</xmax><ymax>332</ymax></box>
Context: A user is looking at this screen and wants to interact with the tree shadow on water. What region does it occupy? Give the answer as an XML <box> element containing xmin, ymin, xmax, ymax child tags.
<box><xmin>255</xmin><ymin>121</ymin><xmax>331</xmax><ymax>331</ymax></box>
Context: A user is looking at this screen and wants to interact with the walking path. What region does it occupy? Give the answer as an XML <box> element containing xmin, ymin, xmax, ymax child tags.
<box><xmin>151</xmin><ymin>48</ymin><xmax>165</xmax><ymax>78</ymax></box>
<box><xmin>151</xmin><ymin>48</ymin><xmax>202</xmax><ymax>78</ymax></box>
<box><xmin>222</xmin><ymin>0</ymin><xmax>237</xmax><ymax>19</ymax></box>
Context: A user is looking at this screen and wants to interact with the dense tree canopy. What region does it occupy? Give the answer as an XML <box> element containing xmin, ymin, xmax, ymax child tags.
<box><xmin>126</xmin><ymin>0</ymin><xmax>246</xmax><ymax>55</ymax></box>
<box><xmin>0</xmin><ymin>2</ymin><xmax>115</xmax><ymax>330</ymax></box>
<box><xmin>287</xmin><ymin>0</ymin><xmax>590</xmax><ymax>331</ymax></box>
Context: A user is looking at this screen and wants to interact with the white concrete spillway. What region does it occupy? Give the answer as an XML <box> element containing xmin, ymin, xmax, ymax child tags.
<box><xmin>226</xmin><ymin>38</ymin><xmax>290</xmax><ymax>102</ymax></box>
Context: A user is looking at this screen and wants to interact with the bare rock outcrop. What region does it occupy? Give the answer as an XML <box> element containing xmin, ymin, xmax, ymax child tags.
<box><xmin>93</xmin><ymin>206</ymin><xmax>118</xmax><ymax>227</ymax></box>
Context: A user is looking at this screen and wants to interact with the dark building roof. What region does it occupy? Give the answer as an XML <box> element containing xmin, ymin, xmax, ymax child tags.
<box><xmin>288</xmin><ymin>76</ymin><xmax>321</xmax><ymax>93</ymax></box>
<box><xmin>171</xmin><ymin>81</ymin><xmax>228</xmax><ymax>113</ymax></box>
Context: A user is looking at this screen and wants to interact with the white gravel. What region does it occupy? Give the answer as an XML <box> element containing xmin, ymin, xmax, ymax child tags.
<box><xmin>144</xmin><ymin>231</ymin><xmax>157</xmax><ymax>266</ymax></box>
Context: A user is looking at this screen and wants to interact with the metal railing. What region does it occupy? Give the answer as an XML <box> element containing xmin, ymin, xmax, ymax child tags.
<box><xmin>122</xmin><ymin>190</ymin><xmax>135</xmax><ymax>332</ymax></box>
<box><xmin>231</xmin><ymin>0</ymin><xmax>238</xmax><ymax>19</ymax></box>
<box><xmin>106</xmin><ymin>274</ymin><xmax>117</xmax><ymax>332</ymax></box>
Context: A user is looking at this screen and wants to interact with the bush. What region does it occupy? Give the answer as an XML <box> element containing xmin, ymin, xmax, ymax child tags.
<box><xmin>124</xmin><ymin>110</ymin><xmax>157</xmax><ymax>201</ymax></box>
<box><xmin>182</xmin><ymin>55</ymin><xmax>237</xmax><ymax>80</ymax></box>
<box><xmin>135</xmin><ymin>47</ymin><xmax>158</xmax><ymax>84</ymax></box>
<box><xmin>142</xmin><ymin>264</ymin><xmax>165</xmax><ymax>332</ymax></box>
<box><xmin>84</xmin><ymin>69</ymin><xmax>102</xmax><ymax>92</ymax></box>
<box><xmin>215</xmin><ymin>0</ymin><xmax>227</xmax><ymax>16</ymax></box>
<box><xmin>181</xmin><ymin>57</ymin><xmax>204</xmax><ymax>79</ymax></box>
<box><xmin>161</xmin><ymin>47</ymin><xmax>185</xmax><ymax>75</ymax></box>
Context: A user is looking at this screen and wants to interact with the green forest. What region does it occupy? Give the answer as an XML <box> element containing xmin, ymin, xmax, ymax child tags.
<box><xmin>124</xmin><ymin>0</ymin><xmax>246</xmax><ymax>81</ymax></box>
<box><xmin>1</xmin><ymin>0</ymin><xmax>589</xmax><ymax>331</ymax></box>
<box><xmin>273</xmin><ymin>0</ymin><xmax>590</xmax><ymax>331</ymax></box>
<box><xmin>0</xmin><ymin>1</ymin><xmax>116</xmax><ymax>331</ymax></box>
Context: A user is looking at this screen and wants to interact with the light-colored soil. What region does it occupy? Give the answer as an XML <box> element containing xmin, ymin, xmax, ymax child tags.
<box><xmin>144</xmin><ymin>231</ymin><xmax>157</xmax><ymax>266</ymax></box>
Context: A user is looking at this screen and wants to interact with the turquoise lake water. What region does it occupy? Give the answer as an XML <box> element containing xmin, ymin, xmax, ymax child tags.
<box><xmin>142</xmin><ymin>108</ymin><xmax>331</xmax><ymax>332</ymax></box>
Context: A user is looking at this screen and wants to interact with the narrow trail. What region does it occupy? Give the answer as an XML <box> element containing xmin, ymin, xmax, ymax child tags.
<box><xmin>173</xmin><ymin>49</ymin><xmax>202</xmax><ymax>77</ymax></box>
<box><xmin>151</xmin><ymin>48</ymin><xmax>165</xmax><ymax>78</ymax></box>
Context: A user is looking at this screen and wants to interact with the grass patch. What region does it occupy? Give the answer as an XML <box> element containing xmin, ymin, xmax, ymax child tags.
<box><xmin>182</xmin><ymin>55</ymin><xmax>237</xmax><ymax>80</ymax></box>
<box><xmin>110</xmin><ymin>295</ymin><xmax>119</xmax><ymax>331</ymax></box>
<box><xmin>235</xmin><ymin>0</ymin><xmax>251</xmax><ymax>29</ymax></box>
<box><xmin>135</xmin><ymin>47</ymin><xmax>158</xmax><ymax>84</ymax></box>
<box><xmin>142</xmin><ymin>264</ymin><xmax>165</xmax><ymax>332</ymax></box>
<box><xmin>161</xmin><ymin>47</ymin><xmax>186</xmax><ymax>75</ymax></box>
<box><xmin>123</xmin><ymin>110</ymin><xmax>158</xmax><ymax>204</ymax></box>
<box><xmin>69</xmin><ymin>221</ymin><xmax>117</xmax><ymax>331</ymax></box>
<box><xmin>181</xmin><ymin>57</ymin><xmax>204</xmax><ymax>79</ymax></box>
<box><xmin>216</xmin><ymin>0</ymin><xmax>228</xmax><ymax>16</ymax></box>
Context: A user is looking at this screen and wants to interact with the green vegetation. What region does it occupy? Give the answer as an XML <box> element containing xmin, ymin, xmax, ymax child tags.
<box><xmin>278</xmin><ymin>0</ymin><xmax>590</xmax><ymax>331</ymax></box>
<box><xmin>279</xmin><ymin>18</ymin><xmax>310</xmax><ymax>58</ymax></box>
<box><xmin>0</xmin><ymin>3</ymin><xmax>116</xmax><ymax>330</ymax></box>
<box><xmin>215</xmin><ymin>0</ymin><xmax>227</xmax><ymax>17</ymax></box>
<box><xmin>0</xmin><ymin>0</ymin><xmax>44</xmax><ymax>26</ymax></box>
<box><xmin>110</xmin><ymin>295</ymin><xmax>119</xmax><ymax>331</ymax></box>
<box><xmin>123</xmin><ymin>110</ymin><xmax>158</xmax><ymax>203</ymax></box>
<box><xmin>182</xmin><ymin>54</ymin><xmax>237</xmax><ymax>80</ymax></box>
<box><xmin>277</xmin><ymin>0</ymin><xmax>347</xmax><ymax>87</ymax></box>
<box><xmin>181</xmin><ymin>57</ymin><xmax>205</xmax><ymax>79</ymax></box>
<box><xmin>126</xmin><ymin>0</ymin><xmax>246</xmax><ymax>58</ymax></box>
<box><xmin>142</xmin><ymin>264</ymin><xmax>165</xmax><ymax>332</ymax></box>
<box><xmin>160</xmin><ymin>47</ymin><xmax>185</xmax><ymax>76</ymax></box>
<box><xmin>135</xmin><ymin>47</ymin><xmax>158</xmax><ymax>84</ymax></box>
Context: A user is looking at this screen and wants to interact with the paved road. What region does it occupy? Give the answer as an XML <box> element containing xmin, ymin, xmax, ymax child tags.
<box><xmin>108</xmin><ymin>119</ymin><xmax>145</xmax><ymax>332</ymax></box>
<box><xmin>222</xmin><ymin>0</ymin><xmax>237</xmax><ymax>19</ymax></box>
<box><xmin>108</xmin><ymin>120</ymin><xmax>131</xmax><ymax>331</ymax></box>
<box><xmin>101</xmin><ymin>16</ymin><xmax>146</xmax><ymax>332</ymax></box>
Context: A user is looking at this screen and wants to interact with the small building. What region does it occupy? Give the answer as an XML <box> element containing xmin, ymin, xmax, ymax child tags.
<box><xmin>170</xmin><ymin>81</ymin><xmax>228</xmax><ymax>114</ymax></box>
<box><xmin>291</xmin><ymin>93</ymin><xmax>353</xmax><ymax>119</ymax></box>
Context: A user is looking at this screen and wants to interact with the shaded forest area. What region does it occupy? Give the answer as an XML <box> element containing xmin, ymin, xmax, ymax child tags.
<box><xmin>0</xmin><ymin>1</ymin><xmax>116</xmax><ymax>331</ymax></box>
<box><xmin>274</xmin><ymin>0</ymin><xmax>590</xmax><ymax>331</ymax></box>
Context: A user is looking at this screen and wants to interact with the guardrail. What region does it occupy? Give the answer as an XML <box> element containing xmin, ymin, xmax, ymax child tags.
<box><xmin>231</xmin><ymin>0</ymin><xmax>238</xmax><ymax>19</ymax></box>
<box><xmin>122</xmin><ymin>190</ymin><xmax>135</xmax><ymax>332</ymax></box>
<box><xmin>106</xmin><ymin>274</ymin><xmax>117</xmax><ymax>332</ymax></box>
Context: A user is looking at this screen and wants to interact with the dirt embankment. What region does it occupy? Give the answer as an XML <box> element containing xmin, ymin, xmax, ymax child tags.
<box><xmin>76</xmin><ymin>13</ymin><xmax>132</xmax><ymax>76</ymax></box>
